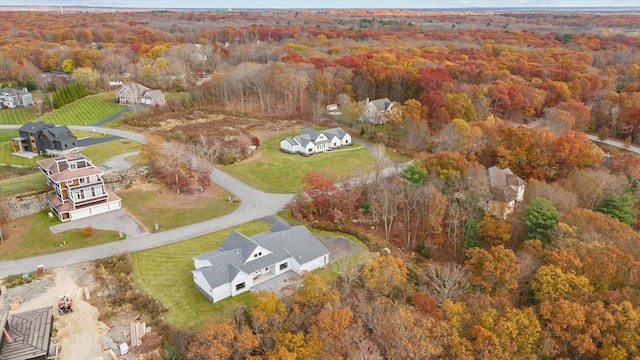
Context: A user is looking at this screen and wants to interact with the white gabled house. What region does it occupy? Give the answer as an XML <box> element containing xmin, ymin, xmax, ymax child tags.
<box><xmin>280</xmin><ymin>127</ymin><xmax>352</xmax><ymax>156</ymax></box>
<box><xmin>192</xmin><ymin>223</ymin><xmax>330</xmax><ymax>303</ymax></box>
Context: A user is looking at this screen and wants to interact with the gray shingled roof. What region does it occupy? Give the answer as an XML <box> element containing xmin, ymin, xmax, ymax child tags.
<box><xmin>18</xmin><ymin>121</ymin><xmax>51</xmax><ymax>134</ymax></box>
<box><xmin>143</xmin><ymin>89</ymin><xmax>164</xmax><ymax>99</ymax></box>
<box><xmin>0</xmin><ymin>307</ymin><xmax>53</xmax><ymax>360</ymax></box>
<box><xmin>42</xmin><ymin>125</ymin><xmax>75</xmax><ymax>142</ymax></box>
<box><xmin>193</xmin><ymin>225</ymin><xmax>330</xmax><ymax>290</ymax></box>
<box><xmin>324</xmin><ymin>127</ymin><xmax>348</xmax><ymax>139</ymax></box>
<box><xmin>370</xmin><ymin>98</ymin><xmax>392</xmax><ymax>111</ymax></box>
<box><xmin>488</xmin><ymin>166</ymin><xmax>524</xmax><ymax>202</ymax></box>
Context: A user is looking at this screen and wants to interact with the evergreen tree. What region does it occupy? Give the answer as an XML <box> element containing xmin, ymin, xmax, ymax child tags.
<box><xmin>594</xmin><ymin>193</ymin><xmax>637</xmax><ymax>225</ymax></box>
<box><xmin>525</xmin><ymin>198</ymin><xmax>559</xmax><ymax>244</ymax></box>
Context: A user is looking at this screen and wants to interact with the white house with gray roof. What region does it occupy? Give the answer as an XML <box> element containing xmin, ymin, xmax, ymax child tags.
<box><xmin>192</xmin><ymin>223</ymin><xmax>330</xmax><ymax>303</ymax></box>
<box><xmin>280</xmin><ymin>127</ymin><xmax>351</xmax><ymax>155</ymax></box>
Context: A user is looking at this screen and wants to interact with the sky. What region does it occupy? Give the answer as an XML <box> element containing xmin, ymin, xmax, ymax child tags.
<box><xmin>4</xmin><ymin>0</ymin><xmax>640</xmax><ymax>8</ymax></box>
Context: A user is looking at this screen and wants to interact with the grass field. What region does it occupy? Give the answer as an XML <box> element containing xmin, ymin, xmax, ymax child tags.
<box><xmin>131</xmin><ymin>222</ymin><xmax>270</xmax><ymax>329</ymax></box>
<box><xmin>79</xmin><ymin>139</ymin><xmax>140</xmax><ymax>165</ymax></box>
<box><xmin>224</xmin><ymin>132</ymin><xmax>375</xmax><ymax>193</ymax></box>
<box><xmin>0</xmin><ymin>129</ymin><xmax>139</xmax><ymax>168</ymax></box>
<box><xmin>118</xmin><ymin>185</ymin><xmax>238</xmax><ymax>231</ymax></box>
<box><xmin>0</xmin><ymin>107</ymin><xmax>35</xmax><ymax>124</ymax></box>
<box><xmin>39</xmin><ymin>92</ymin><xmax>123</xmax><ymax>125</ymax></box>
<box><xmin>0</xmin><ymin>210</ymin><xmax>121</xmax><ymax>260</ymax></box>
<box><xmin>0</xmin><ymin>172</ymin><xmax>46</xmax><ymax>196</ymax></box>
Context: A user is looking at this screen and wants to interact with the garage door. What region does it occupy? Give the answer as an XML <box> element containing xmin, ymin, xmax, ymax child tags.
<box><xmin>90</xmin><ymin>204</ymin><xmax>110</xmax><ymax>215</ymax></box>
<box><xmin>71</xmin><ymin>208</ymin><xmax>91</xmax><ymax>220</ymax></box>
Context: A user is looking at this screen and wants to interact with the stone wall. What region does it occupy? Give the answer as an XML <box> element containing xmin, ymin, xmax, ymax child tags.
<box><xmin>3</xmin><ymin>189</ymin><xmax>52</xmax><ymax>220</ymax></box>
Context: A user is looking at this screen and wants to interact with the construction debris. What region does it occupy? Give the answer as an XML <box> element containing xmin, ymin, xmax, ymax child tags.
<box><xmin>130</xmin><ymin>322</ymin><xmax>147</xmax><ymax>347</ymax></box>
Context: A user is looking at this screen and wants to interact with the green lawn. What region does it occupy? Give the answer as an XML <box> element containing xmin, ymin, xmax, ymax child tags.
<box><xmin>0</xmin><ymin>172</ymin><xmax>46</xmax><ymax>196</ymax></box>
<box><xmin>0</xmin><ymin>129</ymin><xmax>139</xmax><ymax>168</ymax></box>
<box><xmin>0</xmin><ymin>107</ymin><xmax>35</xmax><ymax>124</ymax></box>
<box><xmin>0</xmin><ymin>210</ymin><xmax>122</xmax><ymax>260</ymax></box>
<box><xmin>79</xmin><ymin>139</ymin><xmax>140</xmax><ymax>165</ymax></box>
<box><xmin>39</xmin><ymin>92</ymin><xmax>123</xmax><ymax>125</ymax></box>
<box><xmin>131</xmin><ymin>222</ymin><xmax>270</xmax><ymax>330</ymax></box>
<box><xmin>118</xmin><ymin>186</ymin><xmax>239</xmax><ymax>231</ymax></box>
<box><xmin>224</xmin><ymin>133</ymin><xmax>375</xmax><ymax>193</ymax></box>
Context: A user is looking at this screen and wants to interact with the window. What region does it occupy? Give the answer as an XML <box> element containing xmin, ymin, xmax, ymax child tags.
<box><xmin>79</xmin><ymin>177</ymin><xmax>85</xmax><ymax>184</ymax></box>
<box><xmin>279</xmin><ymin>262</ymin><xmax>288</xmax><ymax>271</ymax></box>
<box><xmin>235</xmin><ymin>282</ymin><xmax>245</xmax><ymax>291</ymax></box>
<box><xmin>89</xmin><ymin>175</ymin><xmax>97</xmax><ymax>183</ymax></box>
<box><xmin>69</xmin><ymin>163</ymin><xmax>77</xmax><ymax>170</ymax></box>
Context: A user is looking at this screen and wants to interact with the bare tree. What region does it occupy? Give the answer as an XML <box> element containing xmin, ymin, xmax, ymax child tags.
<box><xmin>420</xmin><ymin>262</ymin><xmax>470</xmax><ymax>304</ymax></box>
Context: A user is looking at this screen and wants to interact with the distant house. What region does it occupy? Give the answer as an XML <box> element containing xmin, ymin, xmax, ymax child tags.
<box><xmin>109</xmin><ymin>78</ymin><xmax>123</xmax><ymax>87</ymax></box>
<box><xmin>116</xmin><ymin>82</ymin><xmax>165</xmax><ymax>105</ymax></box>
<box><xmin>0</xmin><ymin>87</ymin><xmax>32</xmax><ymax>108</ymax></box>
<box><xmin>141</xmin><ymin>89</ymin><xmax>166</xmax><ymax>106</ymax></box>
<box><xmin>360</xmin><ymin>98</ymin><xmax>395</xmax><ymax>124</ymax></box>
<box><xmin>37</xmin><ymin>154</ymin><xmax>121</xmax><ymax>222</ymax></box>
<box><xmin>280</xmin><ymin>127</ymin><xmax>352</xmax><ymax>155</ymax></box>
<box><xmin>192</xmin><ymin>223</ymin><xmax>330</xmax><ymax>303</ymax></box>
<box><xmin>326</xmin><ymin>104</ymin><xmax>338</xmax><ymax>111</ymax></box>
<box><xmin>0</xmin><ymin>307</ymin><xmax>54</xmax><ymax>360</ymax></box>
<box><xmin>487</xmin><ymin>166</ymin><xmax>526</xmax><ymax>218</ymax></box>
<box><xmin>12</xmin><ymin>121</ymin><xmax>77</xmax><ymax>155</ymax></box>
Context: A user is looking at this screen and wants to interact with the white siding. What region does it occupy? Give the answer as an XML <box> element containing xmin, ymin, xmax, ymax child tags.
<box><xmin>70</xmin><ymin>208</ymin><xmax>91</xmax><ymax>220</ymax></box>
<box><xmin>211</xmin><ymin>283</ymin><xmax>232</xmax><ymax>303</ymax></box>
<box><xmin>280</xmin><ymin>139</ymin><xmax>298</xmax><ymax>153</ymax></box>
<box><xmin>90</xmin><ymin>203</ymin><xmax>110</xmax><ymax>215</ymax></box>
<box><xmin>230</xmin><ymin>272</ymin><xmax>252</xmax><ymax>297</ymax></box>
<box><xmin>299</xmin><ymin>255</ymin><xmax>329</xmax><ymax>273</ymax></box>
<box><xmin>342</xmin><ymin>133</ymin><xmax>352</xmax><ymax>145</ymax></box>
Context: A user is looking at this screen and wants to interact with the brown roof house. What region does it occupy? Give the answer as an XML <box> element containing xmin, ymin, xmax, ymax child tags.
<box><xmin>0</xmin><ymin>307</ymin><xmax>54</xmax><ymax>360</ymax></box>
<box><xmin>37</xmin><ymin>154</ymin><xmax>121</xmax><ymax>222</ymax></box>
<box><xmin>487</xmin><ymin>166</ymin><xmax>526</xmax><ymax>219</ymax></box>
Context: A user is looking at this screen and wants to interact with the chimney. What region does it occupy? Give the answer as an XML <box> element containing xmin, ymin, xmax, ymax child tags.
<box><xmin>365</xmin><ymin>98</ymin><xmax>370</xmax><ymax>104</ymax></box>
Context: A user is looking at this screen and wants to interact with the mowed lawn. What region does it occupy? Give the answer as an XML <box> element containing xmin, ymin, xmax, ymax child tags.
<box><xmin>131</xmin><ymin>222</ymin><xmax>270</xmax><ymax>330</ymax></box>
<box><xmin>40</xmin><ymin>92</ymin><xmax>123</xmax><ymax>125</ymax></box>
<box><xmin>0</xmin><ymin>172</ymin><xmax>46</xmax><ymax>196</ymax></box>
<box><xmin>0</xmin><ymin>107</ymin><xmax>35</xmax><ymax>124</ymax></box>
<box><xmin>224</xmin><ymin>133</ymin><xmax>375</xmax><ymax>193</ymax></box>
<box><xmin>0</xmin><ymin>131</ymin><xmax>139</xmax><ymax>168</ymax></box>
<box><xmin>118</xmin><ymin>184</ymin><xmax>238</xmax><ymax>231</ymax></box>
<box><xmin>0</xmin><ymin>210</ymin><xmax>121</xmax><ymax>260</ymax></box>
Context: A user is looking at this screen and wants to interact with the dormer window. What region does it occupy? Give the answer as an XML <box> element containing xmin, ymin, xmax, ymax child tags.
<box><xmin>69</xmin><ymin>163</ymin><xmax>77</xmax><ymax>170</ymax></box>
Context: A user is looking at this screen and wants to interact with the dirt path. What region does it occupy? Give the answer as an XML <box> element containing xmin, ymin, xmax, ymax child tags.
<box><xmin>16</xmin><ymin>267</ymin><xmax>109</xmax><ymax>360</ymax></box>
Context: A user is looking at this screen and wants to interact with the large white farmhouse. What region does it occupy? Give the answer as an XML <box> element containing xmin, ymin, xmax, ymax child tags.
<box><xmin>280</xmin><ymin>127</ymin><xmax>351</xmax><ymax>155</ymax></box>
<box><xmin>192</xmin><ymin>223</ymin><xmax>330</xmax><ymax>303</ymax></box>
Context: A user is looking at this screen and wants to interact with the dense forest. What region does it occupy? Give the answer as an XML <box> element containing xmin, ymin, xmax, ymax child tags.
<box><xmin>2</xmin><ymin>8</ymin><xmax>640</xmax><ymax>359</ymax></box>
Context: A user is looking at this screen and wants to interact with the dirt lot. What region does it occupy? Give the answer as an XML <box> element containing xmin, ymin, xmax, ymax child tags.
<box><xmin>0</xmin><ymin>264</ymin><xmax>136</xmax><ymax>360</ymax></box>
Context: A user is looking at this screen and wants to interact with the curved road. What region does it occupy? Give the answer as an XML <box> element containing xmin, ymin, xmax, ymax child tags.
<box><xmin>0</xmin><ymin>125</ymin><xmax>293</xmax><ymax>277</ymax></box>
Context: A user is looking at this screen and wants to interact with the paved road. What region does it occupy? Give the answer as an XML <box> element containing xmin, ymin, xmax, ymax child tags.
<box><xmin>586</xmin><ymin>134</ymin><xmax>640</xmax><ymax>154</ymax></box>
<box><xmin>0</xmin><ymin>124</ymin><xmax>293</xmax><ymax>277</ymax></box>
<box><xmin>98</xmin><ymin>150</ymin><xmax>140</xmax><ymax>174</ymax></box>
<box><xmin>91</xmin><ymin>106</ymin><xmax>134</xmax><ymax>126</ymax></box>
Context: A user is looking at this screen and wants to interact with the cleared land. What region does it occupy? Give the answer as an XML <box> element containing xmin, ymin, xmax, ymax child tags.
<box><xmin>0</xmin><ymin>210</ymin><xmax>121</xmax><ymax>260</ymax></box>
<box><xmin>224</xmin><ymin>132</ymin><xmax>375</xmax><ymax>193</ymax></box>
<box><xmin>117</xmin><ymin>182</ymin><xmax>239</xmax><ymax>231</ymax></box>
